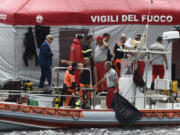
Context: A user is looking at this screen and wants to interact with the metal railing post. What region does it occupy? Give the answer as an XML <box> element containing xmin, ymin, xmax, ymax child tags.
<box><xmin>51</xmin><ymin>66</ymin><xmax>95</xmax><ymax>109</ymax></box>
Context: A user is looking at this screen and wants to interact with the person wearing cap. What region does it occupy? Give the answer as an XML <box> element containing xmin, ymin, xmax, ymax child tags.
<box><xmin>38</xmin><ymin>34</ymin><xmax>53</xmax><ymax>89</ymax></box>
<box><xmin>94</xmin><ymin>35</ymin><xmax>108</xmax><ymax>92</ymax></box>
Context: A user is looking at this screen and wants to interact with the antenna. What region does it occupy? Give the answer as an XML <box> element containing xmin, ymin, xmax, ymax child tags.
<box><xmin>139</xmin><ymin>0</ymin><xmax>152</xmax><ymax>50</ymax></box>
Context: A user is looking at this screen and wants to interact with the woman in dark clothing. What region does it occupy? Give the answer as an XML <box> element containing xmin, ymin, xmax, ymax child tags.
<box><xmin>79</xmin><ymin>57</ymin><xmax>98</xmax><ymax>107</ymax></box>
<box><xmin>113</xmin><ymin>35</ymin><xmax>128</xmax><ymax>77</ymax></box>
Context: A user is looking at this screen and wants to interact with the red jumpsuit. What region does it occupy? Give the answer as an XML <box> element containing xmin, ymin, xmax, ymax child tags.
<box><xmin>96</xmin><ymin>62</ymin><xmax>107</xmax><ymax>92</ymax></box>
<box><xmin>70</xmin><ymin>38</ymin><xmax>84</xmax><ymax>84</ymax></box>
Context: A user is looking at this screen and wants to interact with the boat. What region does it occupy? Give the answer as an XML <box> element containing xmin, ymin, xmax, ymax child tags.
<box><xmin>0</xmin><ymin>72</ymin><xmax>180</xmax><ymax>130</ymax></box>
<box><xmin>1</xmin><ymin>101</ymin><xmax>180</xmax><ymax>131</ymax></box>
<box><xmin>0</xmin><ymin>31</ymin><xmax>180</xmax><ymax>130</ymax></box>
<box><xmin>0</xmin><ymin>0</ymin><xmax>180</xmax><ymax>131</ymax></box>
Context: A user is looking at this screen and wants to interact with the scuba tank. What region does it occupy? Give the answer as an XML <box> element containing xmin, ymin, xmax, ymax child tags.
<box><xmin>22</xmin><ymin>80</ymin><xmax>33</xmax><ymax>91</ymax></box>
<box><xmin>54</xmin><ymin>97</ymin><xmax>60</xmax><ymax>108</ymax></box>
<box><xmin>74</xmin><ymin>85</ymin><xmax>81</xmax><ymax>109</ymax></box>
<box><xmin>75</xmin><ymin>99</ymin><xmax>81</xmax><ymax>109</ymax></box>
<box><xmin>171</xmin><ymin>81</ymin><xmax>178</xmax><ymax>101</ymax></box>
<box><xmin>172</xmin><ymin>81</ymin><xmax>178</xmax><ymax>94</ymax></box>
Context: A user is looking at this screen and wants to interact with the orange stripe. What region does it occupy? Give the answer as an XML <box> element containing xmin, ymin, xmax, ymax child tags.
<box><xmin>1</xmin><ymin>103</ymin><xmax>180</xmax><ymax>118</ymax></box>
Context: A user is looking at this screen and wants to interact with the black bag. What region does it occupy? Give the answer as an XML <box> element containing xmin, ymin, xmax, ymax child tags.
<box><xmin>133</xmin><ymin>69</ymin><xmax>145</xmax><ymax>88</ymax></box>
<box><xmin>150</xmin><ymin>82</ymin><xmax>154</xmax><ymax>90</ymax></box>
<box><xmin>2</xmin><ymin>80</ymin><xmax>22</xmax><ymax>90</ymax></box>
<box><xmin>114</xmin><ymin>93</ymin><xmax>142</xmax><ymax>127</ymax></box>
<box><xmin>2</xmin><ymin>80</ymin><xmax>22</xmax><ymax>102</ymax></box>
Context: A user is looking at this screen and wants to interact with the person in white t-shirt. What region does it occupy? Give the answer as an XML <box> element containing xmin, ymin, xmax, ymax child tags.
<box><xmin>150</xmin><ymin>36</ymin><xmax>168</xmax><ymax>84</ymax></box>
<box><xmin>94</xmin><ymin>61</ymin><xmax>119</xmax><ymax>109</ymax></box>
<box><xmin>132</xmin><ymin>34</ymin><xmax>146</xmax><ymax>77</ymax></box>
<box><xmin>95</xmin><ymin>35</ymin><xmax>109</xmax><ymax>92</ymax></box>
<box><xmin>103</xmin><ymin>33</ymin><xmax>113</xmax><ymax>61</ymax></box>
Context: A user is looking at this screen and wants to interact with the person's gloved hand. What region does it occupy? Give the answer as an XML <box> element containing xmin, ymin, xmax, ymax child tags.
<box><xmin>75</xmin><ymin>85</ymin><xmax>80</xmax><ymax>91</ymax></box>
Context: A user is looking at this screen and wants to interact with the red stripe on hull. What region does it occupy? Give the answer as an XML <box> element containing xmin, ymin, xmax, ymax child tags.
<box><xmin>1</xmin><ymin>103</ymin><xmax>180</xmax><ymax>118</ymax></box>
<box><xmin>0</xmin><ymin>116</ymin><xmax>180</xmax><ymax>128</ymax></box>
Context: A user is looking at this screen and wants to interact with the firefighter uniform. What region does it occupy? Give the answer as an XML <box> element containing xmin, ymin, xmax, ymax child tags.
<box><xmin>70</xmin><ymin>38</ymin><xmax>84</xmax><ymax>85</ymax></box>
<box><xmin>63</xmin><ymin>67</ymin><xmax>77</xmax><ymax>107</ymax></box>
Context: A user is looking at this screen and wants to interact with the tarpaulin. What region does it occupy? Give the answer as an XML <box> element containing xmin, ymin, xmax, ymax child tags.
<box><xmin>0</xmin><ymin>0</ymin><xmax>180</xmax><ymax>25</ymax></box>
<box><xmin>114</xmin><ymin>93</ymin><xmax>142</xmax><ymax>127</ymax></box>
<box><xmin>0</xmin><ymin>24</ymin><xmax>173</xmax><ymax>85</ymax></box>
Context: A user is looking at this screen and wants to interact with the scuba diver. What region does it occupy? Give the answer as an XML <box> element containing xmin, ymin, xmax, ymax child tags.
<box><xmin>63</xmin><ymin>62</ymin><xmax>79</xmax><ymax>108</ymax></box>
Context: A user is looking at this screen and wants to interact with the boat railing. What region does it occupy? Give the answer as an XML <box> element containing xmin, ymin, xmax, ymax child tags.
<box><xmin>0</xmin><ymin>90</ymin><xmax>178</xmax><ymax>110</ymax></box>
<box><xmin>124</xmin><ymin>95</ymin><xmax>176</xmax><ymax>110</ymax></box>
<box><xmin>95</xmin><ymin>91</ymin><xmax>177</xmax><ymax>110</ymax></box>
<box><xmin>0</xmin><ymin>90</ymin><xmax>49</xmax><ymax>93</ymax></box>
<box><xmin>51</xmin><ymin>66</ymin><xmax>97</xmax><ymax>109</ymax></box>
<box><xmin>51</xmin><ymin>67</ymin><xmax>92</xmax><ymax>89</ymax></box>
<box><xmin>96</xmin><ymin>92</ymin><xmax>107</xmax><ymax>97</ymax></box>
<box><xmin>117</xmin><ymin>48</ymin><xmax>170</xmax><ymax>54</ymax></box>
<box><xmin>0</xmin><ymin>92</ymin><xmax>79</xmax><ymax>98</ymax></box>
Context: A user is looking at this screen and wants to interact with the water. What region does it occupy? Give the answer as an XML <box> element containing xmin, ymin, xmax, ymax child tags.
<box><xmin>2</xmin><ymin>127</ymin><xmax>180</xmax><ymax>135</ymax></box>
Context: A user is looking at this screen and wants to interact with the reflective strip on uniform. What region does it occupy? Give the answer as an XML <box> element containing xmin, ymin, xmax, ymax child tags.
<box><xmin>82</xmin><ymin>49</ymin><xmax>92</xmax><ymax>54</ymax></box>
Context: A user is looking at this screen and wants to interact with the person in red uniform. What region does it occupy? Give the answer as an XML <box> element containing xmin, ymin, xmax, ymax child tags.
<box><xmin>70</xmin><ymin>35</ymin><xmax>84</xmax><ymax>64</ymax></box>
<box><xmin>135</xmin><ymin>34</ymin><xmax>146</xmax><ymax>77</ymax></box>
<box><xmin>150</xmin><ymin>37</ymin><xmax>168</xmax><ymax>88</ymax></box>
<box><xmin>94</xmin><ymin>61</ymin><xmax>119</xmax><ymax>109</ymax></box>
<box><xmin>63</xmin><ymin>35</ymin><xmax>84</xmax><ymax>85</ymax></box>
<box><xmin>69</xmin><ymin>35</ymin><xmax>84</xmax><ymax>85</ymax></box>
<box><xmin>129</xmin><ymin>34</ymin><xmax>146</xmax><ymax>77</ymax></box>
<box><xmin>95</xmin><ymin>35</ymin><xmax>109</xmax><ymax>92</ymax></box>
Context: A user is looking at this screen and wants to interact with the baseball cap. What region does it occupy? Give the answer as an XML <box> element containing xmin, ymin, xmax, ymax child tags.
<box><xmin>95</xmin><ymin>35</ymin><xmax>104</xmax><ymax>40</ymax></box>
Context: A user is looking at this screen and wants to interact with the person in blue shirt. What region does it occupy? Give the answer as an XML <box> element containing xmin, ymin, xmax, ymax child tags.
<box><xmin>38</xmin><ymin>34</ymin><xmax>53</xmax><ymax>89</ymax></box>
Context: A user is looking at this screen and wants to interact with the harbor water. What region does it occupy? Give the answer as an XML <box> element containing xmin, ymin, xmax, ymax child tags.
<box><xmin>2</xmin><ymin>127</ymin><xmax>180</xmax><ymax>135</ymax></box>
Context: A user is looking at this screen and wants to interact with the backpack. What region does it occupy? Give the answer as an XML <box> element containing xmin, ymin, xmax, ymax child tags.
<box><xmin>133</xmin><ymin>69</ymin><xmax>146</xmax><ymax>93</ymax></box>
